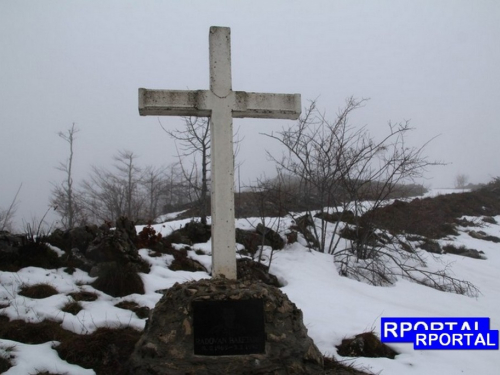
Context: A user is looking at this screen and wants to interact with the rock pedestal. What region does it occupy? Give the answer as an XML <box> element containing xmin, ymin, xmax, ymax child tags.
<box><xmin>128</xmin><ymin>278</ymin><xmax>324</xmax><ymax>374</ymax></box>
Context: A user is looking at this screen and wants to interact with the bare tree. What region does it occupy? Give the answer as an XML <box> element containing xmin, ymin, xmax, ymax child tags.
<box><xmin>114</xmin><ymin>150</ymin><xmax>142</xmax><ymax>219</ymax></box>
<box><xmin>263</xmin><ymin>98</ymin><xmax>475</xmax><ymax>296</ymax></box>
<box><xmin>161</xmin><ymin>117</ymin><xmax>211</xmax><ymax>224</ymax></box>
<box><xmin>82</xmin><ymin>150</ymin><xmax>143</xmax><ymax>223</ymax></box>
<box><xmin>50</xmin><ymin>123</ymin><xmax>84</xmax><ymax>229</ymax></box>
<box><xmin>266</xmin><ymin>98</ymin><xmax>435</xmax><ymax>254</ymax></box>
<box><xmin>141</xmin><ymin>165</ymin><xmax>167</xmax><ymax>221</ymax></box>
<box><xmin>454</xmin><ymin>173</ymin><xmax>469</xmax><ymax>189</ymax></box>
<box><xmin>0</xmin><ymin>183</ymin><xmax>22</xmax><ymax>232</ymax></box>
<box><xmin>266</xmin><ymin>98</ymin><xmax>367</xmax><ymax>253</ymax></box>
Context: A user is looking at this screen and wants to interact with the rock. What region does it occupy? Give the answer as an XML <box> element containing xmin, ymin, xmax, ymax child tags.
<box><xmin>237</xmin><ymin>258</ymin><xmax>281</xmax><ymax>287</ymax></box>
<box><xmin>442</xmin><ymin>244</ymin><xmax>485</xmax><ymax>260</ymax></box>
<box><xmin>86</xmin><ymin>219</ymin><xmax>149</xmax><ymax>273</ymax></box>
<box><xmin>418</xmin><ymin>239</ymin><xmax>442</xmax><ymax>254</ymax></box>
<box><xmin>315</xmin><ymin>211</ymin><xmax>355</xmax><ymax>224</ymax></box>
<box><xmin>128</xmin><ymin>278</ymin><xmax>324</xmax><ymax>375</ymax></box>
<box><xmin>0</xmin><ymin>231</ymin><xmax>24</xmax><ymax>271</ymax></box>
<box><xmin>168</xmin><ymin>249</ymin><xmax>208</xmax><ymax>273</ymax></box>
<box><xmin>468</xmin><ymin>230</ymin><xmax>500</xmax><ymax>243</ymax></box>
<box><xmin>164</xmin><ymin>221</ymin><xmax>211</xmax><ymax>246</ymax></box>
<box><xmin>47</xmin><ymin>225</ymin><xmax>104</xmax><ymax>254</ymax></box>
<box><xmin>235</xmin><ymin>228</ymin><xmax>262</xmax><ymax>254</ymax></box>
<box><xmin>291</xmin><ymin>214</ymin><xmax>320</xmax><ymax>249</ymax></box>
<box><xmin>336</xmin><ymin>331</ymin><xmax>398</xmax><ymax>359</ymax></box>
<box><xmin>236</xmin><ymin>225</ymin><xmax>284</xmax><ymax>253</ymax></box>
<box><xmin>0</xmin><ymin>231</ymin><xmax>23</xmax><ymax>252</ymax></box>
<box><xmin>116</xmin><ymin>216</ymin><xmax>138</xmax><ymax>244</ymax></box>
<box><xmin>256</xmin><ymin>224</ymin><xmax>284</xmax><ymax>250</ymax></box>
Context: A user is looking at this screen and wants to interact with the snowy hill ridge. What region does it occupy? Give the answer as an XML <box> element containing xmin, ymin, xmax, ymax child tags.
<box><xmin>0</xmin><ymin>189</ymin><xmax>499</xmax><ymax>374</ymax></box>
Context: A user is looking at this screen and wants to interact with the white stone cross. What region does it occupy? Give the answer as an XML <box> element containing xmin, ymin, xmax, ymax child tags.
<box><xmin>139</xmin><ymin>26</ymin><xmax>301</xmax><ymax>279</ymax></box>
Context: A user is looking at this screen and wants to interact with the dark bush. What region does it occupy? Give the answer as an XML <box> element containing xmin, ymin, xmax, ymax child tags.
<box><xmin>92</xmin><ymin>262</ymin><xmax>145</xmax><ymax>297</ymax></box>
<box><xmin>0</xmin><ymin>355</ymin><xmax>12</xmax><ymax>373</ymax></box>
<box><xmin>136</xmin><ymin>224</ymin><xmax>163</xmax><ymax>250</ymax></box>
<box><xmin>18</xmin><ymin>241</ymin><xmax>62</xmax><ymax>269</ymax></box>
<box><xmin>163</xmin><ymin>221</ymin><xmax>211</xmax><ymax>245</ymax></box>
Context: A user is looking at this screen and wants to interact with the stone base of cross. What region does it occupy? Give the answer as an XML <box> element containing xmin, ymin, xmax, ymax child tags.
<box><xmin>139</xmin><ymin>27</ymin><xmax>301</xmax><ymax>279</ymax></box>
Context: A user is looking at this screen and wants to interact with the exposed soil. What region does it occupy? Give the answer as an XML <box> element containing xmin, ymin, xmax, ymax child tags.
<box><xmin>363</xmin><ymin>188</ymin><xmax>500</xmax><ymax>238</ymax></box>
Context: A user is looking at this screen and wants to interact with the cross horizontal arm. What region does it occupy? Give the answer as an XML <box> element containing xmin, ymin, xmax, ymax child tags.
<box><xmin>140</xmin><ymin>88</ymin><xmax>301</xmax><ymax>120</ymax></box>
<box><xmin>139</xmin><ymin>88</ymin><xmax>211</xmax><ymax>117</ymax></box>
<box><xmin>233</xmin><ymin>91</ymin><xmax>301</xmax><ymax>120</ymax></box>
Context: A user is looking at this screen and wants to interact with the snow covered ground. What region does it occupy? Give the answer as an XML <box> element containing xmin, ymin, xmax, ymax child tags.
<box><xmin>0</xmin><ymin>193</ymin><xmax>499</xmax><ymax>374</ymax></box>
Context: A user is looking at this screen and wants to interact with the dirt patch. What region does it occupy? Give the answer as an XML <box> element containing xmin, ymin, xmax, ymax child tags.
<box><xmin>363</xmin><ymin>189</ymin><xmax>500</xmax><ymax>238</ymax></box>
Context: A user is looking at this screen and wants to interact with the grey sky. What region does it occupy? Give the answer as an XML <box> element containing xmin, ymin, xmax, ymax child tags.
<box><xmin>1</xmin><ymin>0</ymin><xmax>499</xmax><ymax>229</ymax></box>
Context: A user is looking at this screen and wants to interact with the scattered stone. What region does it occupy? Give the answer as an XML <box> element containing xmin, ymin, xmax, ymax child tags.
<box><xmin>336</xmin><ymin>331</ymin><xmax>398</xmax><ymax>359</ymax></box>
<box><xmin>291</xmin><ymin>214</ymin><xmax>320</xmax><ymax>248</ymax></box>
<box><xmin>442</xmin><ymin>244</ymin><xmax>485</xmax><ymax>259</ymax></box>
<box><xmin>315</xmin><ymin>211</ymin><xmax>355</xmax><ymax>224</ymax></box>
<box><xmin>236</xmin><ymin>225</ymin><xmax>284</xmax><ymax>253</ymax></box>
<box><xmin>455</xmin><ymin>217</ymin><xmax>478</xmax><ymax>227</ymax></box>
<box><xmin>168</xmin><ymin>249</ymin><xmax>207</xmax><ymax>273</ymax></box>
<box><xmin>47</xmin><ymin>225</ymin><xmax>104</xmax><ymax>254</ymax></box>
<box><xmin>418</xmin><ymin>239</ymin><xmax>442</xmax><ymax>254</ymax></box>
<box><xmin>482</xmin><ymin>216</ymin><xmax>497</xmax><ymax>225</ymax></box>
<box><xmin>116</xmin><ymin>216</ymin><xmax>139</xmax><ymax>244</ymax></box>
<box><xmin>256</xmin><ymin>223</ymin><xmax>284</xmax><ymax>250</ymax></box>
<box><xmin>86</xmin><ymin>217</ymin><xmax>149</xmax><ymax>274</ymax></box>
<box><xmin>115</xmin><ymin>301</ymin><xmax>150</xmax><ymax>319</ymax></box>
<box><xmin>237</xmin><ymin>258</ymin><xmax>281</xmax><ymax>287</ymax></box>
<box><xmin>468</xmin><ymin>230</ymin><xmax>500</xmax><ymax>243</ymax></box>
<box><xmin>164</xmin><ymin>221</ymin><xmax>211</xmax><ymax>246</ymax></box>
<box><xmin>235</xmin><ymin>228</ymin><xmax>262</xmax><ymax>254</ymax></box>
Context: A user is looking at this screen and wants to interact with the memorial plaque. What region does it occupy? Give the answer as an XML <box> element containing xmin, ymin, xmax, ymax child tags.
<box><xmin>193</xmin><ymin>299</ymin><xmax>265</xmax><ymax>356</ymax></box>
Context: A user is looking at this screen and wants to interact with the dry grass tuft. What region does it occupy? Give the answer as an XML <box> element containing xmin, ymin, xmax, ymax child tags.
<box><xmin>19</xmin><ymin>283</ymin><xmax>59</xmax><ymax>299</ymax></box>
<box><xmin>56</xmin><ymin>326</ymin><xmax>141</xmax><ymax>375</ymax></box>
<box><xmin>61</xmin><ymin>300</ymin><xmax>83</xmax><ymax>315</ymax></box>
<box><xmin>0</xmin><ymin>318</ymin><xmax>76</xmax><ymax>345</ymax></box>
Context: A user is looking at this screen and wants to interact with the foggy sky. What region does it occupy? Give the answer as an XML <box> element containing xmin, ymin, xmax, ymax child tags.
<box><xmin>1</xmin><ymin>0</ymin><xmax>499</xmax><ymax>230</ymax></box>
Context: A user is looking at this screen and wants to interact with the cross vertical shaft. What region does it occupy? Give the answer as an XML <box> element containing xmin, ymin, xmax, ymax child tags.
<box><xmin>209</xmin><ymin>27</ymin><xmax>236</xmax><ymax>279</ymax></box>
<box><xmin>138</xmin><ymin>26</ymin><xmax>301</xmax><ymax>280</ymax></box>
